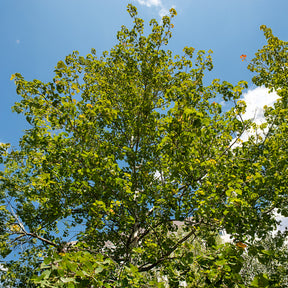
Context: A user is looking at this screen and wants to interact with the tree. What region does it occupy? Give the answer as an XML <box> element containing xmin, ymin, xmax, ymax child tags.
<box><xmin>240</xmin><ymin>231</ymin><xmax>288</xmax><ymax>287</ymax></box>
<box><xmin>1</xmin><ymin>5</ymin><xmax>288</xmax><ymax>287</ymax></box>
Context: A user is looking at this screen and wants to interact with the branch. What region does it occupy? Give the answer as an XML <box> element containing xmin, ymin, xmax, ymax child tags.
<box><xmin>138</xmin><ymin>224</ymin><xmax>198</xmax><ymax>272</ymax></box>
<box><xmin>8</xmin><ymin>202</ymin><xmax>60</xmax><ymax>249</ymax></box>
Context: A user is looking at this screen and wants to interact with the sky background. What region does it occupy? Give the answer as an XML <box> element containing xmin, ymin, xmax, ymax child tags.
<box><xmin>1</xmin><ymin>0</ymin><xmax>288</xmax><ymax>229</ymax></box>
<box><xmin>1</xmin><ymin>0</ymin><xmax>288</xmax><ymax>144</ymax></box>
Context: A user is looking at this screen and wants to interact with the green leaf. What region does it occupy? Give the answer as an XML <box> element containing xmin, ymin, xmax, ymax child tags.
<box><xmin>251</xmin><ymin>273</ymin><xmax>270</xmax><ymax>287</ymax></box>
<box><xmin>4</xmin><ymin>7</ymin><xmax>288</xmax><ymax>288</ymax></box>
<box><xmin>60</xmin><ymin>277</ymin><xmax>77</xmax><ymax>283</ymax></box>
<box><xmin>57</xmin><ymin>61</ymin><xmax>66</xmax><ymax>69</ymax></box>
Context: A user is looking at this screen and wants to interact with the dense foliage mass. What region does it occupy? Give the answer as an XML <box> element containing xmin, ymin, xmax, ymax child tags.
<box><xmin>1</xmin><ymin>5</ymin><xmax>288</xmax><ymax>287</ymax></box>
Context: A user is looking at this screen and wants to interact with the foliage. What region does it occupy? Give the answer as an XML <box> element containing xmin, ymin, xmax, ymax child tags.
<box><xmin>1</xmin><ymin>5</ymin><xmax>288</xmax><ymax>287</ymax></box>
<box><xmin>240</xmin><ymin>231</ymin><xmax>288</xmax><ymax>287</ymax></box>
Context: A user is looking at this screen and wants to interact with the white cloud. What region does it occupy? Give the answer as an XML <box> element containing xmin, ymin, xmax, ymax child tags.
<box><xmin>232</xmin><ymin>87</ymin><xmax>279</xmax><ymax>144</ymax></box>
<box><xmin>241</xmin><ymin>86</ymin><xmax>279</xmax><ymax>124</ymax></box>
<box><xmin>134</xmin><ymin>0</ymin><xmax>162</xmax><ymax>7</ymax></box>
<box><xmin>275</xmin><ymin>212</ymin><xmax>288</xmax><ymax>231</ymax></box>
<box><xmin>0</xmin><ymin>264</ymin><xmax>7</xmax><ymax>272</ymax></box>
<box><xmin>16</xmin><ymin>40</ymin><xmax>20</xmax><ymax>44</ymax></box>
<box><xmin>132</xmin><ymin>0</ymin><xmax>175</xmax><ymax>17</ymax></box>
<box><xmin>233</xmin><ymin>88</ymin><xmax>288</xmax><ymax>233</ymax></box>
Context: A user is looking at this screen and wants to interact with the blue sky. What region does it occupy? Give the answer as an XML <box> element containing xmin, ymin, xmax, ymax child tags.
<box><xmin>1</xmin><ymin>0</ymin><xmax>288</xmax><ymax>236</ymax></box>
<box><xmin>1</xmin><ymin>0</ymin><xmax>288</xmax><ymax>145</ymax></box>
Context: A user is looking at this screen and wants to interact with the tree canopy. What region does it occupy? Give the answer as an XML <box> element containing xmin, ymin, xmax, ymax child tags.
<box><xmin>1</xmin><ymin>5</ymin><xmax>288</xmax><ymax>287</ymax></box>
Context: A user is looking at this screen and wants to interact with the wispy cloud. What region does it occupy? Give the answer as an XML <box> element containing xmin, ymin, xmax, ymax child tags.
<box><xmin>134</xmin><ymin>0</ymin><xmax>162</xmax><ymax>7</ymax></box>
<box><xmin>159</xmin><ymin>7</ymin><xmax>170</xmax><ymax>18</ymax></box>
<box><xmin>132</xmin><ymin>0</ymin><xmax>175</xmax><ymax>17</ymax></box>
<box><xmin>16</xmin><ymin>40</ymin><xmax>20</xmax><ymax>44</ymax></box>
